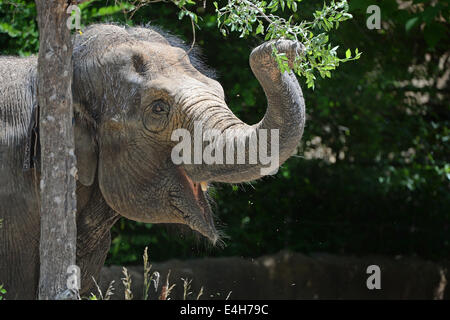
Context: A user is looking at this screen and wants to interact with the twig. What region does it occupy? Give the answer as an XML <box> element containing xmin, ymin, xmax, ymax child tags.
<box><xmin>242</xmin><ymin>0</ymin><xmax>274</xmax><ymax>24</ymax></box>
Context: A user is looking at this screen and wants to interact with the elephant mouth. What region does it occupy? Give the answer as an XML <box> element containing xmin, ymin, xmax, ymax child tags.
<box><xmin>170</xmin><ymin>167</ymin><xmax>220</xmax><ymax>245</ymax></box>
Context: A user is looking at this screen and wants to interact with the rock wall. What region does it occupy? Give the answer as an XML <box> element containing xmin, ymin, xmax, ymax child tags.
<box><xmin>97</xmin><ymin>251</ymin><xmax>448</xmax><ymax>300</ymax></box>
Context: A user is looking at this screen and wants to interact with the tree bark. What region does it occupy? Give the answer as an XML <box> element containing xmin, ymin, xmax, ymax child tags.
<box><xmin>35</xmin><ymin>0</ymin><xmax>78</xmax><ymax>300</ymax></box>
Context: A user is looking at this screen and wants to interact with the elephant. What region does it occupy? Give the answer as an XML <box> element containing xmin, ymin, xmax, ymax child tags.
<box><xmin>0</xmin><ymin>24</ymin><xmax>305</xmax><ymax>299</ymax></box>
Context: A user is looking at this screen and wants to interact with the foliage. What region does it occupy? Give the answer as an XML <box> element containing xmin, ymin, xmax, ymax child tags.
<box><xmin>0</xmin><ymin>0</ymin><xmax>38</xmax><ymax>55</ymax></box>
<box><xmin>0</xmin><ymin>0</ymin><xmax>448</xmax><ymax>265</ymax></box>
<box><xmin>214</xmin><ymin>0</ymin><xmax>360</xmax><ymax>88</ymax></box>
<box><xmin>0</xmin><ymin>284</ymin><xmax>6</xmax><ymax>300</ymax></box>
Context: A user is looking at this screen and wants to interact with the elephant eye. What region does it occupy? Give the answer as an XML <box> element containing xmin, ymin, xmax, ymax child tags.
<box><xmin>151</xmin><ymin>100</ymin><xmax>169</xmax><ymax>115</ymax></box>
<box><xmin>143</xmin><ymin>99</ymin><xmax>170</xmax><ymax>133</ymax></box>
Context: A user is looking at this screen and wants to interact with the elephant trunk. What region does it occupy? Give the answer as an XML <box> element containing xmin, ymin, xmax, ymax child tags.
<box><xmin>182</xmin><ymin>40</ymin><xmax>306</xmax><ymax>184</ymax></box>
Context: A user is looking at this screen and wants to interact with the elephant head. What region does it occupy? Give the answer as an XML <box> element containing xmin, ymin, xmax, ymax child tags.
<box><xmin>71</xmin><ymin>24</ymin><xmax>305</xmax><ymax>245</ymax></box>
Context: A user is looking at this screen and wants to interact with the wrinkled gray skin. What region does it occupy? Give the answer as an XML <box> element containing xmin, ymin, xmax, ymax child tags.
<box><xmin>0</xmin><ymin>24</ymin><xmax>305</xmax><ymax>299</ymax></box>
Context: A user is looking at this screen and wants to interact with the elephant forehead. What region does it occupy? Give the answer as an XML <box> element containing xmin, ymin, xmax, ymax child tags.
<box><xmin>103</xmin><ymin>42</ymin><xmax>224</xmax><ymax>99</ymax></box>
<box><xmin>137</xmin><ymin>42</ymin><xmax>193</xmax><ymax>72</ymax></box>
<box><xmin>143</xmin><ymin>76</ymin><xmax>220</xmax><ymax>102</ymax></box>
<box><xmin>137</xmin><ymin>44</ymin><xmax>225</xmax><ymax>98</ymax></box>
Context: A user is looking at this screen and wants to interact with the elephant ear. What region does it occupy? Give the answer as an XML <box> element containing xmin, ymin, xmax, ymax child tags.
<box><xmin>23</xmin><ymin>103</ymin><xmax>40</xmax><ymax>171</ymax></box>
<box><xmin>74</xmin><ymin>103</ymin><xmax>98</xmax><ymax>187</ymax></box>
<box><xmin>23</xmin><ymin>102</ymin><xmax>98</xmax><ymax>188</ymax></box>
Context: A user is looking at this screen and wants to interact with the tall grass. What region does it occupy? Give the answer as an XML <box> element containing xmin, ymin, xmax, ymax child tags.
<box><xmin>88</xmin><ymin>246</ymin><xmax>210</xmax><ymax>300</ymax></box>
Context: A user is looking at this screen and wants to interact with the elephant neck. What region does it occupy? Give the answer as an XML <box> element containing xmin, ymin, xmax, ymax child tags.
<box><xmin>76</xmin><ymin>177</ymin><xmax>120</xmax><ymax>259</ymax></box>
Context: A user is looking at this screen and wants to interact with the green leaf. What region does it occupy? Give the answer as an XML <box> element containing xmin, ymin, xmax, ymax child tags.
<box><xmin>0</xmin><ymin>23</ymin><xmax>20</xmax><ymax>37</ymax></box>
<box><xmin>405</xmin><ymin>17</ymin><xmax>419</xmax><ymax>32</ymax></box>
<box><xmin>345</xmin><ymin>49</ymin><xmax>351</xmax><ymax>59</ymax></box>
<box><xmin>256</xmin><ymin>22</ymin><xmax>264</xmax><ymax>35</ymax></box>
<box><xmin>94</xmin><ymin>5</ymin><xmax>126</xmax><ymax>17</ymax></box>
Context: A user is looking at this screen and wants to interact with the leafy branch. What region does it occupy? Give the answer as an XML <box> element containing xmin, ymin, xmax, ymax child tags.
<box><xmin>214</xmin><ymin>0</ymin><xmax>361</xmax><ymax>88</ymax></box>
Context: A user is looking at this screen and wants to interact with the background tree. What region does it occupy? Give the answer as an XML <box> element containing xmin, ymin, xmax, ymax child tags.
<box><xmin>34</xmin><ymin>0</ymin><xmax>78</xmax><ymax>300</ymax></box>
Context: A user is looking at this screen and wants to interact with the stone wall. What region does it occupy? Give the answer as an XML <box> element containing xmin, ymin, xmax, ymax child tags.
<box><xmin>98</xmin><ymin>251</ymin><xmax>448</xmax><ymax>300</ymax></box>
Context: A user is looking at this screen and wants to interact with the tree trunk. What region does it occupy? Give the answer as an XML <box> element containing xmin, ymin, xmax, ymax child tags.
<box><xmin>35</xmin><ymin>0</ymin><xmax>78</xmax><ymax>300</ymax></box>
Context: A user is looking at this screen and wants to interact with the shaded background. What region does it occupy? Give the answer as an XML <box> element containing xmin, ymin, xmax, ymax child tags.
<box><xmin>1</xmin><ymin>0</ymin><xmax>449</xmax><ymax>267</ymax></box>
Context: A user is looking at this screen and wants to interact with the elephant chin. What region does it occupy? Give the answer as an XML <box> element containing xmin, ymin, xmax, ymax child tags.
<box><xmin>171</xmin><ymin>167</ymin><xmax>221</xmax><ymax>246</ymax></box>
